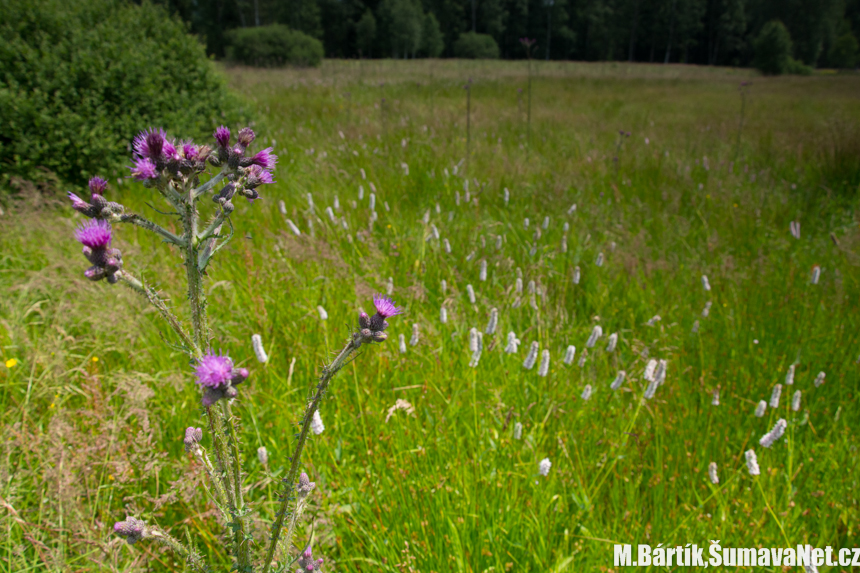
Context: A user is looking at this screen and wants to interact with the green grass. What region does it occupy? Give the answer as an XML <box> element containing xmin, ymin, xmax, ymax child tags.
<box><xmin>1</xmin><ymin>59</ymin><xmax>859</xmax><ymax>571</ymax></box>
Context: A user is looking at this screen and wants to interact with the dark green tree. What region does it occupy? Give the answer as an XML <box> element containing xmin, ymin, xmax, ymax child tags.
<box><xmin>753</xmin><ymin>19</ymin><xmax>793</xmax><ymax>74</ymax></box>
<box><xmin>421</xmin><ymin>12</ymin><xmax>446</xmax><ymax>56</ymax></box>
<box><xmin>828</xmin><ymin>20</ymin><xmax>859</xmax><ymax>67</ymax></box>
<box><xmin>356</xmin><ymin>9</ymin><xmax>377</xmax><ymax>57</ymax></box>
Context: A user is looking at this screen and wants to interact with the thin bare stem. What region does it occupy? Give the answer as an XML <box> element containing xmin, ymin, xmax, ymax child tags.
<box><xmin>148</xmin><ymin>527</ymin><xmax>208</xmax><ymax>572</ymax></box>
<box><xmin>261</xmin><ymin>339</ymin><xmax>358</xmax><ymax>573</ymax></box>
<box><xmin>119</xmin><ymin>213</ymin><xmax>186</xmax><ymax>247</ymax></box>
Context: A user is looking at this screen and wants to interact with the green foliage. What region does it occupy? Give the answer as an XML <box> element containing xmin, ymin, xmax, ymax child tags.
<box><xmin>453</xmin><ymin>32</ymin><xmax>500</xmax><ymax>59</ymax></box>
<box><xmin>225</xmin><ymin>25</ymin><xmax>324</xmax><ymax>68</ymax></box>
<box><xmin>753</xmin><ymin>20</ymin><xmax>794</xmax><ymax>75</ymax></box>
<box><xmin>786</xmin><ymin>57</ymin><xmax>814</xmax><ymax>75</ymax></box>
<box><xmin>356</xmin><ymin>9</ymin><xmax>377</xmax><ymax>57</ymax></box>
<box><xmin>377</xmin><ymin>0</ymin><xmax>424</xmax><ymax>58</ymax></box>
<box><xmin>420</xmin><ymin>12</ymin><xmax>445</xmax><ymax>57</ymax></box>
<box><xmin>828</xmin><ymin>30</ymin><xmax>859</xmax><ymax>68</ymax></box>
<box><xmin>0</xmin><ymin>0</ymin><xmax>241</xmax><ymax>189</ymax></box>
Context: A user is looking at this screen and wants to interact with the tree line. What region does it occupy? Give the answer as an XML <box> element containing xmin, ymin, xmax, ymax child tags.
<box><xmin>145</xmin><ymin>0</ymin><xmax>860</xmax><ymax>67</ymax></box>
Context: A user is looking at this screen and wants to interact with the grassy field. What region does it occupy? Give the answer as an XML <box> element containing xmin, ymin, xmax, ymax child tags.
<box><xmin>1</xmin><ymin>59</ymin><xmax>859</xmax><ymax>571</ymax></box>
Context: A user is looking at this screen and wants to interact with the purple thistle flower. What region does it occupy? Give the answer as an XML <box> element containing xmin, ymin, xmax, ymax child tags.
<box><xmin>297</xmin><ymin>546</ymin><xmax>325</xmax><ymax>572</ymax></box>
<box><xmin>114</xmin><ymin>517</ymin><xmax>148</xmax><ymax>544</ymax></box>
<box><xmin>75</xmin><ymin>219</ymin><xmax>112</xmax><ymax>249</ymax></box>
<box><xmin>68</xmin><ymin>191</ymin><xmax>94</xmax><ymax>216</ymax></box>
<box><xmin>181</xmin><ymin>142</ymin><xmax>199</xmax><ymax>160</ymax></box>
<box><xmin>133</xmin><ymin>128</ymin><xmax>167</xmax><ymax>160</ymax></box>
<box><xmin>162</xmin><ymin>138</ymin><xmax>179</xmax><ymax>161</ymax></box>
<box><xmin>237</xmin><ymin>127</ymin><xmax>255</xmax><ymax>147</ymax></box>
<box><xmin>249</xmin><ymin>147</ymin><xmax>278</xmax><ymax>169</ymax></box>
<box><xmin>373</xmin><ymin>294</ymin><xmax>403</xmax><ymax>318</ymax></box>
<box><xmin>246</xmin><ymin>164</ymin><xmax>275</xmax><ymax>187</ymax></box>
<box><xmin>195</xmin><ymin>353</ymin><xmax>234</xmax><ymax>388</ymax></box>
<box><xmin>214</xmin><ymin>125</ymin><xmax>231</xmax><ymax>148</ymax></box>
<box><xmin>130</xmin><ymin>156</ymin><xmax>158</xmax><ymax>181</ymax></box>
<box><xmin>88</xmin><ymin>176</ymin><xmax>108</xmax><ymax>195</ymax></box>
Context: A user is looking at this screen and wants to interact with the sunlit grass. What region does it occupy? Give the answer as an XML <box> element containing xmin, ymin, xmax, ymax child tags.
<box><xmin>1</xmin><ymin>59</ymin><xmax>858</xmax><ymax>572</ymax></box>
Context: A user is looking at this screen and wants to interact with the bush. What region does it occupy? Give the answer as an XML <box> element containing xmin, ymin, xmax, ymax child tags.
<box><xmin>753</xmin><ymin>20</ymin><xmax>793</xmax><ymax>75</ymax></box>
<box><xmin>786</xmin><ymin>57</ymin><xmax>814</xmax><ymax>75</ymax></box>
<box><xmin>226</xmin><ymin>25</ymin><xmax>324</xmax><ymax>68</ymax></box>
<box><xmin>828</xmin><ymin>32</ymin><xmax>859</xmax><ymax>69</ymax></box>
<box><xmin>0</xmin><ymin>0</ymin><xmax>242</xmax><ymax>189</ymax></box>
<box><xmin>453</xmin><ymin>32</ymin><xmax>500</xmax><ymax>59</ymax></box>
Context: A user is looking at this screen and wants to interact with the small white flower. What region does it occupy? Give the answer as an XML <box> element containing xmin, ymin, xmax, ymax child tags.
<box><xmin>744</xmin><ymin>449</ymin><xmax>760</xmax><ymax>476</ymax></box>
<box><xmin>708</xmin><ymin>462</ymin><xmax>719</xmax><ymax>484</ymax></box>
<box><xmin>441</xmin><ymin>279</ymin><xmax>447</xmax><ymax>294</ymax></box>
<box><xmin>790</xmin><ymin>221</ymin><xmax>801</xmax><ymax>239</ymax></box>
<box><xmin>702</xmin><ymin>301</ymin><xmax>712</xmax><ymax>317</ymax></box>
<box><xmin>440</xmin><ymin>306</ymin><xmax>448</xmax><ymax>324</ymax></box>
<box><xmin>645</xmin><ymin>315</ymin><xmax>661</xmax><ymax>326</ymax></box>
<box><xmin>469</xmin><ymin>327</ymin><xmax>479</xmax><ymax>353</ymax></box>
<box><xmin>606</xmin><ymin>333</ymin><xmax>618</xmax><ymax>353</ymax></box>
<box><xmin>702</xmin><ymin>274</ymin><xmax>711</xmax><ymax>291</ymax></box>
<box><xmin>785</xmin><ymin>364</ymin><xmax>795</xmax><ymax>385</ymax></box>
<box><xmin>286</xmin><ymin>219</ymin><xmax>301</xmax><ymax>236</ymax></box>
<box><xmin>523</xmin><ymin>217</ymin><xmax>529</xmax><ymax>229</ymax></box>
<box><xmin>813</xmin><ymin>371</ymin><xmax>825</xmax><ymax>387</ymax></box>
<box><xmin>333</xmin><ymin>195</ymin><xmax>340</xmax><ymax>210</ymax></box>
<box><xmin>443</xmin><ymin>238</ymin><xmax>452</xmax><ymax>253</ymax></box>
<box><xmin>580</xmin><ymin>384</ymin><xmax>592</xmax><ymax>400</ymax></box>
<box><xmin>251</xmin><ymin>333</ymin><xmax>268</xmax><ymax>363</ymax></box>
<box><xmin>567</xmin><ymin>203</ymin><xmax>576</xmax><ymax>214</ymax></box>
<box><xmin>655</xmin><ymin>359</ymin><xmax>667</xmax><ymax>385</ymax></box>
<box><xmin>572</xmin><ymin>266</ymin><xmax>581</xmax><ymax>284</ymax></box>
<box><xmin>310</xmin><ymin>411</ymin><xmax>325</xmax><ymax>435</ymax></box>
<box><xmin>770</xmin><ymin>383</ymin><xmax>782</xmax><ymax>408</ymax></box>
<box><xmin>358</xmin><ymin>185</ymin><xmax>364</xmax><ymax>200</ymax></box>
<box><xmin>611</xmin><ymin>371</ymin><xmax>626</xmax><ymax>390</ymax></box>
<box><xmin>306</xmin><ymin>192</ymin><xmax>314</xmax><ymax>210</ymax></box>
<box><xmin>644</xmin><ymin>378</ymin><xmax>659</xmax><ymax>399</ymax></box>
<box><xmin>538</xmin><ymin>458</ymin><xmax>551</xmax><ymax>476</ymax></box>
<box><xmin>755</xmin><ymin>400</ymin><xmax>767</xmax><ymax>417</ymax></box>
<box><xmin>542</xmin><ymin>216</ymin><xmax>550</xmax><ymax>230</ymax></box>
<box><xmin>386</xmin><ymin>276</ymin><xmax>394</xmax><ymax>295</ymax></box>
<box><xmin>595</xmin><ymin>252</ymin><xmax>604</xmax><ymax>267</ymax></box>
<box><xmin>537</xmin><ymin>350</ymin><xmax>550</xmax><ymax>377</ymax></box>
<box><xmin>515</xmin><ymin>277</ymin><xmax>523</xmax><ymax>294</ymax></box>
<box><xmin>496</xmin><ymin>235</ymin><xmax>503</xmax><ymax>250</ymax></box>
<box><xmin>505</xmin><ymin>332</ymin><xmax>521</xmax><ymax>354</ymax></box>
<box><xmin>791</xmin><ymin>390</ymin><xmax>801</xmax><ymax>412</ymax></box>
<box><xmin>585</xmin><ymin>325</ymin><xmax>603</xmax><ymax>348</ymax></box>
<box><xmin>399</xmin><ymin>333</ymin><xmax>407</xmax><ymax>354</ymax></box>
<box><xmin>466</xmin><ymin>251</ymin><xmax>476</xmax><ymax>262</ymax></box>
<box><xmin>466</xmin><ymin>284</ymin><xmax>476</xmax><ymax>304</ymax></box>
<box><xmin>325</xmin><ymin>206</ymin><xmax>336</xmax><ymax>222</ymax></box>
<box><xmin>513</xmin><ymin>422</ymin><xmax>523</xmax><ymax>440</ymax></box>
<box><xmin>278</xmin><ymin>200</ymin><xmax>287</xmax><ymax>216</ymax></box>
<box><xmin>523</xmin><ymin>341</ymin><xmax>539</xmax><ymax>369</ymax></box>
<box><xmin>711</xmin><ymin>388</ymin><xmax>720</xmax><ymax>406</ymax></box>
<box><xmin>759</xmin><ymin>418</ymin><xmax>787</xmax><ymax>448</ymax></box>
<box><xmin>563</xmin><ymin>345</ymin><xmax>576</xmax><ymax>365</ymax></box>
<box><xmin>504</xmin><ymin>188</ymin><xmax>510</xmax><ymax>204</ymax></box>
<box><xmin>257</xmin><ymin>446</ymin><xmax>268</xmax><ymax>465</ymax></box>
<box><xmin>811</xmin><ymin>265</ymin><xmax>820</xmax><ymax>284</ymax></box>
<box><xmin>691</xmin><ymin>320</ymin><xmax>700</xmax><ymax>333</ymax></box>
<box><xmin>431</xmin><ymin>224</ymin><xmax>440</xmax><ymax>240</ymax></box>
<box><xmin>410</xmin><ymin>323</ymin><xmax>420</xmax><ymax>346</ymax></box>
<box><xmin>479</xmin><ymin>260</ymin><xmax>488</xmax><ymax>282</ymax></box>
<box><xmin>317</xmin><ymin>306</ymin><xmax>328</xmax><ymax>320</ymax></box>
<box><xmin>486</xmin><ymin>308</ymin><xmax>498</xmax><ymax>335</ymax></box>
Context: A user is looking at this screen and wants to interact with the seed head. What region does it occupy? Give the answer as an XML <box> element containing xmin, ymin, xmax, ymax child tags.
<box><xmin>573</xmin><ymin>266</ymin><xmax>581</xmax><ymax>284</ymax></box>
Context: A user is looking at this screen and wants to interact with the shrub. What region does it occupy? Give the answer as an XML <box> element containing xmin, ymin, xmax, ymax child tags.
<box><xmin>753</xmin><ymin>20</ymin><xmax>793</xmax><ymax>75</ymax></box>
<box><xmin>828</xmin><ymin>31</ymin><xmax>859</xmax><ymax>69</ymax></box>
<box><xmin>453</xmin><ymin>32</ymin><xmax>500</xmax><ymax>59</ymax></box>
<box><xmin>786</xmin><ymin>57</ymin><xmax>814</xmax><ymax>75</ymax></box>
<box><xmin>420</xmin><ymin>13</ymin><xmax>445</xmax><ymax>58</ymax></box>
<box><xmin>0</xmin><ymin>0</ymin><xmax>242</xmax><ymax>189</ymax></box>
<box><xmin>226</xmin><ymin>25</ymin><xmax>324</xmax><ymax>68</ymax></box>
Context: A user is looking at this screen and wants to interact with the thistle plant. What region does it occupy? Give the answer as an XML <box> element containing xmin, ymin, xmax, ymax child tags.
<box><xmin>67</xmin><ymin>124</ymin><xmax>402</xmax><ymax>571</ymax></box>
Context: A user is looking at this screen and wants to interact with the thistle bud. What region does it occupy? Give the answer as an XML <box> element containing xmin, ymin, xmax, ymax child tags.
<box><xmin>297</xmin><ymin>472</ymin><xmax>316</xmax><ymax>498</ymax></box>
<box><xmin>183</xmin><ymin>427</ymin><xmax>203</xmax><ymax>452</ymax></box>
<box><xmin>114</xmin><ymin>517</ymin><xmax>149</xmax><ymax>544</ymax></box>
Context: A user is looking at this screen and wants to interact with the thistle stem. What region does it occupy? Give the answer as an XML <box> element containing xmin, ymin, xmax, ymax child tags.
<box><xmin>261</xmin><ymin>339</ymin><xmax>357</xmax><ymax>573</ymax></box>
<box><xmin>119</xmin><ymin>213</ymin><xmax>186</xmax><ymax>247</ymax></box>
<box><xmin>192</xmin><ymin>171</ymin><xmax>227</xmax><ymax>199</ymax></box>
<box><xmin>117</xmin><ymin>271</ymin><xmax>200</xmax><ymax>359</ymax></box>
<box><xmin>148</xmin><ymin>527</ymin><xmax>208</xmax><ymax>572</ymax></box>
<box><xmin>221</xmin><ymin>400</ymin><xmax>252</xmax><ymax>565</ymax></box>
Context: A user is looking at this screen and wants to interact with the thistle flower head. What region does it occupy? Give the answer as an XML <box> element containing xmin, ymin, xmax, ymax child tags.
<box><xmin>75</xmin><ymin>219</ymin><xmax>112</xmax><ymax>249</ymax></box>
<box><xmin>297</xmin><ymin>545</ymin><xmax>325</xmax><ymax>571</ymax></box>
<box><xmin>237</xmin><ymin>127</ymin><xmax>256</xmax><ymax>147</ymax></box>
<box><xmin>195</xmin><ymin>353</ymin><xmax>234</xmax><ymax>389</ymax></box>
<box><xmin>181</xmin><ymin>141</ymin><xmax>199</xmax><ymax>160</ymax></box>
<box><xmin>113</xmin><ymin>517</ymin><xmax>148</xmax><ymax>544</ymax></box>
<box><xmin>133</xmin><ymin>127</ymin><xmax>167</xmax><ymax>160</ymax></box>
<box><xmin>130</xmin><ymin>156</ymin><xmax>158</xmax><ymax>181</ymax></box>
<box><xmin>250</xmin><ymin>147</ymin><xmax>278</xmax><ymax>169</ymax></box>
<box><xmin>88</xmin><ymin>176</ymin><xmax>108</xmax><ymax>196</ymax></box>
<box><xmin>68</xmin><ymin>192</ymin><xmax>96</xmax><ymax>216</ymax></box>
<box><xmin>214</xmin><ymin>125</ymin><xmax>231</xmax><ymax>148</ymax></box>
<box><xmin>373</xmin><ymin>294</ymin><xmax>403</xmax><ymax>319</ymax></box>
<box><xmin>298</xmin><ymin>472</ymin><xmax>316</xmax><ymax>497</ymax></box>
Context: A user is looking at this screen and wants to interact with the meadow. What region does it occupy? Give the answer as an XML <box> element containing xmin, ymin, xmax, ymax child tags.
<box><xmin>1</xmin><ymin>59</ymin><xmax>859</xmax><ymax>571</ymax></box>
